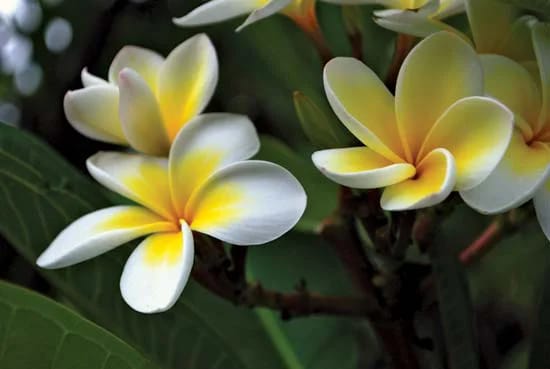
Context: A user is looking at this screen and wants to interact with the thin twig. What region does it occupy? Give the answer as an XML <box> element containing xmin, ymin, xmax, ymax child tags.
<box><xmin>191</xmin><ymin>263</ymin><xmax>381</xmax><ymax>319</ymax></box>
<box><xmin>460</xmin><ymin>209</ymin><xmax>532</xmax><ymax>265</ymax></box>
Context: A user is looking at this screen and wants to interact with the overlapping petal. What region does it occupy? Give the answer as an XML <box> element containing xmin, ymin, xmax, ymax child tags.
<box><xmin>419</xmin><ymin>96</ymin><xmax>513</xmax><ymax>191</ymax></box>
<box><xmin>534</xmin><ymin>180</ymin><xmax>550</xmax><ymax>241</ymax></box>
<box><xmin>461</xmin><ymin>131</ymin><xmax>550</xmax><ymax>213</ymax></box>
<box><xmin>312</xmin><ymin>147</ymin><xmax>415</xmax><ymax>189</ymax></box>
<box><xmin>237</xmin><ymin>0</ymin><xmax>292</xmax><ymax>31</ymax></box>
<box><xmin>87</xmin><ymin>152</ymin><xmax>176</xmax><ymax>221</ymax></box>
<box><xmin>169</xmin><ymin>113</ymin><xmax>260</xmax><ymax>215</ymax></box>
<box><xmin>395</xmin><ymin>31</ymin><xmax>483</xmax><ymax>160</ymax></box>
<box><xmin>37</xmin><ymin>206</ymin><xmax>175</xmax><ymax>269</ymax></box>
<box><xmin>120</xmin><ymin>222</ymin><xmax>194</xmax><ymax>313</ymax></box>
<box><xmin>324</xmin><ymin>57</ymin><xmax>405</xmax><ymax>162</ymax></box>
<box><xmin>158</xmin><ymin>34</ymin><xmax>218</xmax><ymax>140</ymax></box>
<box><xmin>532</xmin><ymin>22</ymin><xmax>550</xmax><ymax>129</ymax></box>
<box><xmin>108</xmin><ymin>46</ymin><xmax>164</xmax><ymax>92</ymax></box>
<box><xmin>118</xmin><ymin>68</ymin><xmax>170</xmax><ymax>155</ymax></box>
<box><xmin>64</xmin><ymin>86</ymin><xmax>126</xmax><ymax>144</ymax></box>
<box><xmin>186</xmin><ymin>161</ymin><xmax>306</xmax><ymax>245</ymax></box>
<box><xmin>466</xmin><ymin>0</ymin><xmax>518</xmax><ymax>54</ymax></box>
<box><xmin>480</xmin><ymin>55</ymin><xmax>541</xmax><ymax>133</ymax></box>
<box><xmin>381</xmin><ymin>148</ymin><xmax>456</xmax><ymax>211</ymax></box>
<box><xmin>173</xmin><ymin>0</ymin><xmax>266</xmax><ymax>27</ymax></box>
<box><xmin>81</xmin><ymin>68</ymin><xmax>107</xmax><ymax>87</ymax></box>
<box><xmin>374</xmin><ymin>9</ymin><xmax>457</xmax><ymax>38</ymax></box>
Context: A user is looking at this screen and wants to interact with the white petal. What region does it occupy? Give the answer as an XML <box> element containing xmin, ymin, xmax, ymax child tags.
<box><xmin>236</xmin><ymin>0</ymin><xmax>291</xmax><ymax>31</ymax></box>
<box><xmin>381</xmin><ymin>148</ymin><xmax>456</xmax><ymax>211</ymax></box>
<box><xmin>64</xmin><ymin>86</ymin><xmax>127</xmax><ymax>144</ymax></box>
<box><xmin>186</xmin><ymin>160</ymin><xmax>307</xmax><ymax>245</ymax></box>
<box><xmin>108</xmin><ymin>46</ymin><xmax>164</xmax><ymax>91</ymax></box>
<box><xmin>312</xmin><ymin>147</ymin><xmax>415</xmax><ymax>189</ymax></box>
<box><xmin>87</xmin><ymin>152</ymin><xmax>176</xmax><ymax>221</ymax></box>
<box><xmin>174</xmin><ymin>0</ymin><xmax>262</xmax><ymax>27</ymax></box>
<box><xmin>120</xmin><ymin>222</ymin><xmax>194</xmax><ymax>313</ymax></box>
<box><xmin>169</xmin><ymin>113</ymin><xmax>260</xmax><ymax>214</ymax></box>
<box><xmin>158</xmin><ymin>34</ymin><xmax>218</xmax><ymax>141</ymax></box>
<box><xmin>374</xmin><ymin>9</ymin><xmax>459</xmax><ymax>38</ymax></box>
<box><xmin>323</xmin><ymin>57</ymin><xmax>405</xmax><ymax>162</ymax></box>
<box><xmin>534</xmin><ymin>180</ymin><xmax>550</xmax><ymax>241</ymax></box>
<box><xmin>37</xmin><ymin>206</ymin><xmax>175</xmax><ymax>269</ymax></box>
<box><xmin>81</xmin><ymin>68</ymin><xmax>108</xmax><ymax>87</ymax></box>
<box><xmin>460</xmin><ymin>131</ymin><xmax>550</xmax><ymax>214</ymax></box>
<box><xmin>118</xmin><ymin>68</ymin><xmax>170</xmax><ymax>155</ymax></box>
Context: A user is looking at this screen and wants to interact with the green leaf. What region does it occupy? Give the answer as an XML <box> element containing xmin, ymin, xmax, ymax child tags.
<box><xmin>528</xmin><ymin>255</ymin><xmax>550</xmax><ymax>369</ymax></box>
<box><xmin>498</xmin><ymin>0</ymin><xmax>550</xmax><ymax>15</ymax></box>
<box><xmin>255</xmin><ymin>135</ymin><xmax>338</xmax><ymax>233</ymax></box>
<box><xmin>430</xmin><ymin>206</ymin><xmax>481</xmax><ymax>369</ymax></box>
<box><xmin>293</xmin><ymin>91</ymin><xmax>356</xmax><ymax>149</ymax></box>
<box><xmin>0</xmin><ymin>124</ymin><xmax>304</xmax><ymax>369</ymax></box>
<box><xmin>0</xmin><ymin>280</ymin><xmax>158</xmax><ymax>369</ymax></box>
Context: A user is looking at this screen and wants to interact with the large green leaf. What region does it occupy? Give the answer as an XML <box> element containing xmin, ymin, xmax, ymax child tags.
<box><xmin>0</xmin><ymin>124</ymin><xmax>296</xmax><ymax>369</ymax></box>
<box><xmin>0</xmin><ymin>281</ymin><xmax>158</xmax><ymax>369</ymax></box>
<box><xmin>528</xmin><ymin>255</ymin><xmax>550</xmax><ymax>369</ymax></box>
<box><xmin>431</xmin><ymin>206</ymin><xmax>481</xmax><ymax>369</ymax></box>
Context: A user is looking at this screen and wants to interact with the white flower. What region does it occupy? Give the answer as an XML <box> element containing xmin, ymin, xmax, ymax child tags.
<box><xmin>64</xmin><ymin>34</ymin><xmax>218</xmax><ymax>155</ymax></box>
<box><xmin>37</xmin><ymin>114</ymin><xmax>307</xmax><ymax>313</ymax></box>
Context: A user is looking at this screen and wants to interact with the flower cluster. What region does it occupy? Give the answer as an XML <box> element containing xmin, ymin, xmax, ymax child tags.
<box><xmin>38</xmin><ymin>0</ymin><xmax>550</xmax><ymax>314</ymax></box>
<box><xmin>39</xmin><ymin>35</ymin><xmax>307</xmax><ymax>313</ymax></box>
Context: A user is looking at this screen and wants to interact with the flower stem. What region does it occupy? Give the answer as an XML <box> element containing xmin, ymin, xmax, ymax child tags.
<box><xmin>385</xmin><ymin>33</ymin><xmax>416</xmax><ymax>90</ymax></box>
<box><xmin>459</xmin><ymin>209</ymin><xmax>532</xmax><ymax>265</ymax></box>
<box><xmin>288</xmin><ymin>7</ymin><xmax>332</xmax><ymax>64</ymax></box>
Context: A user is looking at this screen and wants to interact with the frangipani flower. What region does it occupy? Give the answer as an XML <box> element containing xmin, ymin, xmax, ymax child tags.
<box><xmin>64</xmin><ymin>34</ymin><xmax>218</xmax><ymax>156</ymax></box>
<box><xmin>37</xmin><ymin>114</ymin><xmax>307</xmax><ymax>313</ymax></box>
<box><xmin>312</xmin><ymin>32</ymin><xmax>513</xmax><ymax>211</ymax></box>
<box><xmin>174</xmin><ymin>0</ymin><xmax>317</xmax><ymax>32</ymax></box>
<box><xmin>461</xmin><ymin>23</ymin><xmax>550</xmax><ymax>240</ymax></box>
<box><xmin>373</xmin><ymin>0</ymin><xmax>465</xmax><ymax>37</ymax></box>
<box><xmin>466</xmin><ymin>0</ymin><xmax>537</xmax><ymax>65</ymax></box>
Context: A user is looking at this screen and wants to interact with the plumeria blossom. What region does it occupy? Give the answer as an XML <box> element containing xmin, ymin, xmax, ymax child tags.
<box><xmin>373</xmin><ymin>0</ymin><xmax>465</xmax><ymax>37</ymax></box>
<box><xmin>64</xmin><ymin>34</ymin><xmax>218</xmax><ymax>156</ymax></box>
<box><xmin>37</xmin><ymin>114</ymin><xmax>307</xmax><ymax>313</ymax></box>
<box><xmin>174</xmin><ymin>0</ymin><xmax>318</xmax><ymax>32</ymax></box>
<box><xmin>312</xmin><ymin>32</ymin><xmax>513</xmax><ymax>211</ymax></box>
<box><xmin>466</xmin><ymin>0</ymin><xmax>537</xmax><ymax>66</ymax></box>
<box><xmin>461</xmin><ymin>23</ymin><xmax>550</xmax><ymax>240</ymax></box>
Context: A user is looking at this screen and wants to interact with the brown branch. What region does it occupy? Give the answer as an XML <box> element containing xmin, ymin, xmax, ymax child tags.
<box><xmin>191</xmin><ymin>231</ymin><xmax>381</xmax><ymax>319</ymax></box>
<box><xmin>191</xmin><ymin>263</ymin><xmax>381</xmax><ymax>319</ymax></box>
<box><xmin>460</xmin><ymin>209</ymin><xmax>532</xmax><ymax>265</ymax></box>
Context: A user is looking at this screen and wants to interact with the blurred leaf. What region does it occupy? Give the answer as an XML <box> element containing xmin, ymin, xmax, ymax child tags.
<box><xmin>0</xmin><ymin>124</ymin><xmax>312</xmax><ymax>369</ymax></box>
<box><xmin>0</xmin><ymin>281</ymin><xmax>158</xmax><ymax>369</ymax></box>
<box><xmin>431</xmin><ymin>207</ymin><xmax>481</xmax><ymax>369</ymax></box>
<box><xmin>256</xmin><ymin>135</ymin><xmax>338</xmax><ymax>233</ymax></box>
<box><xmin>469</xmin><ymin>221</ymin><xmax>548</xmax><ymax>310</ymax></box>
<box><xmin>293</xmin><ymin>91</ymin><xmax>355</xmax><ymax>149</ymax></box>
<box><xmin>498</xmin><ymin>0</ymin><xmax>550</xmax><ymax>15</ymax></box>
<box><xmin>528</xmin><ymin>255</ymin><xmax>550</xmax><ymax>369</ymax></box>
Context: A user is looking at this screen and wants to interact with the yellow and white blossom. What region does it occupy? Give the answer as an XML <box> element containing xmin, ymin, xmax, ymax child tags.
<box><xmin>461</xmin><ymin>23</ymin><xmax>550</xmax><ymax>240</ymax></box>
<box><xmin>312</xmin><ymin>32</ymin><xmax>513</xmax><ymax>211</ymax></box>
<box><xmin>373</xmin><ymin>0</ymin><xmax>465</xmax><ymax>37</ymax></box>
<box><xmin>174</xmin><ymin>0</ymin><xmax>315</xmax><ymax>31</ymax></box>
<box><xmin>64</xmin><ymin>34</ymin><xmax>218</xmax><ymax>156</ymax></box>
<box><xmin>37</xmin><ymin>113</ymin><xmax>307</xmax><ymax>313</ymax></box>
